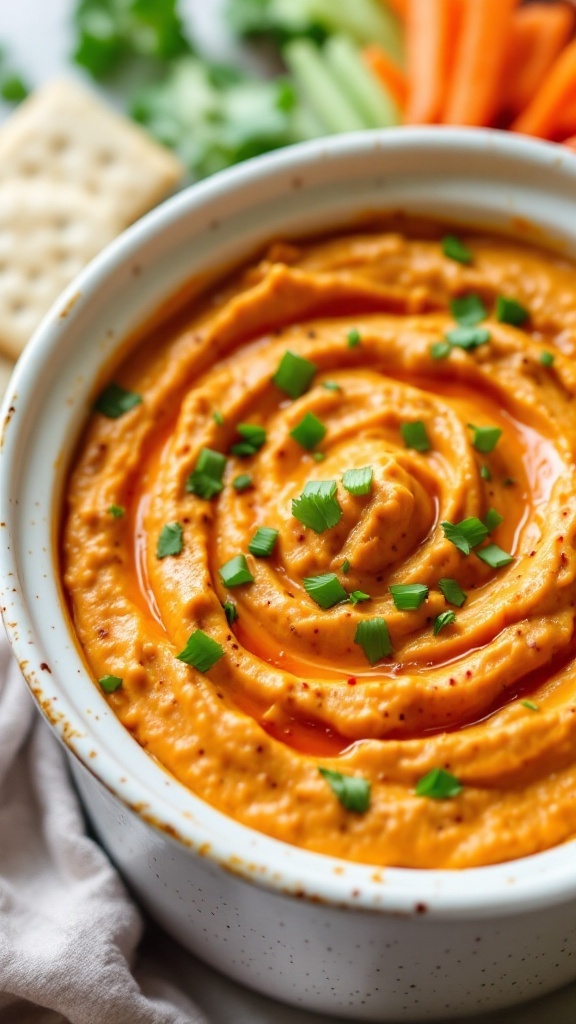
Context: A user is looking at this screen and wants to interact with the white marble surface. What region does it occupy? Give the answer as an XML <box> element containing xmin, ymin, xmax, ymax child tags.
<box><xmin>2</xmin><ymin>1</ymin><xmax>576</xmax><ymax>1020</ymax></box>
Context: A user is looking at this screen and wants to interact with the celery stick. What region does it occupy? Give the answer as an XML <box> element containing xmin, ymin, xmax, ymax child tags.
<box><xmin>324</xmin><ymin>35</ymin><xmax>399</xmax><ymax>128</ymax></box>
<box><xmin>283</xmin><ymin>40</ymin><xmax>368</xmax><ymax>134</ymax></box>
<box><xmin>291</xmin><ymin>100</ymin><xmax>328</xmax><ymax>141</ymax></box>
<box><xmin>306</xmin><ymin>0</ymin><xmax>404</xmax><ymax>66</ymax></box>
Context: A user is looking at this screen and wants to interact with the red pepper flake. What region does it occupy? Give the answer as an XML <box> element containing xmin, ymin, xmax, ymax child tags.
<box><xmin>347</xmin><ymin>677</ymin><xmax>357</xmax><ymax>685</ymax></box>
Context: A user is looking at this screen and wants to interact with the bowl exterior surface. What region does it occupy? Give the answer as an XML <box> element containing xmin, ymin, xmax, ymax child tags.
<box><xmin>3</xmin><ymin>128</ymin><xmax>576</xmax><ymax>1019</ymax></box>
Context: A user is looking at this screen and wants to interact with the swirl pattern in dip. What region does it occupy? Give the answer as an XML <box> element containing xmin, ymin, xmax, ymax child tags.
<box><xmin>63</xmin><ymin>225</ymin><xmax>576</xmax><ymax>868</ymax></box>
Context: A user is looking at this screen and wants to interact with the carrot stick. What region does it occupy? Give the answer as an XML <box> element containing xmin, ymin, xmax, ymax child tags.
<box><xmin>363</xmin><ymin>43</ymin><xmax>408</xmax><ymax>110</ymax></box>
<box><xmin>512</xmin><ymin>37</ymin><xmax>576</xmax><ymax>137</ymax></box>
<box><xmin>443</xmin><ymin>0</ymin><xmax>519</xmax><ymax>126</ymax></box>
<box><xmin>502</xmin><ymin>4</ymin><xmax>575</xmax><ymax>116</ymax></box>
<box><xmin>405</xmin><ymin>0</ymin><xmax>454</xmax><ymax>123</ymax></box>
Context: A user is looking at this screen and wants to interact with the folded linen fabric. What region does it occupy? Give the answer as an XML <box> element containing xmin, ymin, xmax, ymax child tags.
<box><xmin>0</xmin><ymin>637</ymin><xmax>202</xmax><ymax>1024</ymax></box>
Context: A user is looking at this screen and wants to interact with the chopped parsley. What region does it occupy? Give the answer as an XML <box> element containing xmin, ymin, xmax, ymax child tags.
<box><xmin>108</xmin><ymin>504</ymin><xmax>125</xmax><ymax>518</ymax></box>
<box><xmin>223</xmin><ymin>600</ymin><xmax>238</xmax><ymax>625</ymax></box>
<box><xmin>442</xmin><ymin>235</ymin><xmax>473</xmax><ymax>265</ymax></box>
<box><xmin>248</xmin><ymin>526</ymin><xmax>279</xmax><ymax>557</ymax></box>
<box><xmin>176</xmin><ymin>629</ymin><xmax>224</xmax><ymax>672</ymax></box>
<box><xmin>347</xmin><ymin>328</ymin><xmax>361</xmax><ymax>348</ymax></box>
<box><xmin>468</xmin><ymin>424</ymin><xmax>502</xmax><ymax>454</ymax></box>
<box><xmin>213</xmin><ymin>410</ymin><xmax>224</xmax><ymax>426</ymax></box>
<box><xmin>476</xmin><ymin>543</ymin><xmax>514</xmax><ymax>568</ymax></box>
<box><xmin>219</xmin><ymin>554</ymin><xmax>255</xmax><ymax>587</ymax></box>
<box><xmin>303</xmin><ymin>572</ymin><xmax>347</xmax><ymax>609</ymax></box>
<box><xmin>415</xmin><ymin>767</ymin><xmax>462</xmax><ymax>799</ymax></box>
<box><xmin>484</xmin><ymin>507</ymin><xmax>503</xmax><ymax>532</ymax></box>
<box><xmin>354</xmin><ymin>618</ymin><xmax>392</xmax><ymax>664</ymax></box>
<box><xmin>389</xmin><ymin>583</ymin><xmax>428</xmax><ymax>610</ymax></box>
<box><xmin>98</xmin><ymin>674</ymin><xmax>123</xmax><ymax>693</ymax></box>
<box><xmin>442</xmin><ymin>517</ymin><xmax>488</xmax><ymax>555</ymax></box>
<box><xmin>291</xmin><ymin>479</ymin><xmax>342</xmax><ymax>533</ymax></box>
<box><xmin>521</xmin><ymin>699</ymin><xmax>539</xmax><ymax>712</ymax></box>
<box><xmin>540</xmin><ymin>351</ymin><xmax>555</xmax><ymax>367</ymax></box>
<box><xmin>94</xmin><ymin>382</ymin><xmax>142</xmax><ymax>418</ymax></box>
<box><xmin>430</xmin><ymin>340</ymin><xmax>452</xmax><ymax>360</ymax></box>
<box><xmin>349</xmin><ymin>590</ymin><xmax>370</xmax><ymax>605</ymax></box>
<box><xmin>401</xmin><ymin>420</ymin><xmax>431</xmax><ymax>452</ymax></box>
<box><xmin>437</xmin><ymin>578</ymin><xmax>467</xmax><ymax>607</ymax></box>
<box><xmin>272</xmin><ymin>350</ymin><xmax>316</xmax><ymax>399</ymax></box>
<box><xmin>450</xmin><ymin>293</ymin><xmax>487</xmax><ymax>326</ymax></box>
<box><xmin>496</xmin><ymin>296</ymin><xmax>529</xmax><ymax>327</ymax></box>
<box><xmin>342</xmin><ymin>466</ymin><xmax>373</xmax><ymax>496</ymax></box>
<box><xmin>318</xmin><ymin>768</ymin><xmax>370</xmax><ymax>813</ymax></box>
<box><xmin>230</xmin><ymin>423</ymin><xmax>266</xmax><ymax>457</ymax></box>
<box><xmin>480</xmin><ymin>464</ymin><xmax>492</xmax><ymax>481</ymax></box>
<box><xmin>433</xmin><ymin>610</ymin><xmax>456</xmax><ymax>635</ymax></box>
<box><xmin>322</xmin><ymin>380</ymin><xmax>342</xmax><ymax>392</ymax></box>
<box><xmin>156</xmin><ymin>521</ymin><xmax>183</xmax><ymax>558</ymax></box>
<box><xmin>290</xmin><ymin>412</ymin><xmax>326</xmax><ymax>450</ymax></box>
<box><xmin>445</xmin><ymin>325</ymin><xmax>490</xmax><ymax>350</ymax></box>
<box><xmin>232</xmin><ymin>473</ymin><xmax>253</xmax><ymax>492</ymax></box>
<box><xmin>186</xmin><ymin>447</ymin><xmax>226</xmax><ymax>499</ymax></box>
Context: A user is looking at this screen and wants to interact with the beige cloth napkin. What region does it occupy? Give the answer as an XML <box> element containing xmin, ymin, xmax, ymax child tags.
<box><xmin>0</xmin><ymin>637</ymin><xmax>206</xmax><ymax>1024</ymax></box>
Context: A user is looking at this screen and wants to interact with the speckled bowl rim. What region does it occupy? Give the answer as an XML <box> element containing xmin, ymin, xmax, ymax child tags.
<box><xmin>3</xmin><ymin>126</ymin><xmax>576</xmax><ymax>919</ymax></box>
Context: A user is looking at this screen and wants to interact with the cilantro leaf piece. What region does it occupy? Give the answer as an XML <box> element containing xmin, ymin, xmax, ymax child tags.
<box><xmin>521</xmin><ymin>699</ymin><xmax>539</xmax><ymax>711</ymax></box>
<box><xmin>98</xmin><ymin>673</ymin><xmax>123</xmax><ymax>693</ymax></box>
<box><xmin>442</xmin><ymin>517</ymin><xmax>488</xmax><ymax>555</ymax></box>
<box><xmin>156</xmin><ymin>521</ymin><xmax>183</xmax><ymax>558</ymax></box>
<box><xmin>445</xmin><ymin>325</ymin><xmax>490</xmax><ymax>350</ymax></box>
<box><xmin>354</xmin><ymin>618</ymin><xmax>392</xmax><ymax>664</ymax></box>
<box><xmin>219</xmin><ymin>554</ymin><xmax>255</xmax><ymax>587</ymax></box>
<box><xmin>389</xmin><ymin>583</ymin><xmax>428</xmax><ymax>610</ymax></box>
<box><xmin>342</xmin><ymin>466</ymin><xmax>373</xmax><ymax>496</ymax></box>
<box><xmin>273</xmin><ymin>350</ymin><xmax>317</xmax><ymax>399</ymax></box>
<box><xmin>401</xmin><ymin>420</ymin><xmax>431</xmax><ymax>452</ymax></box>
<box><xmin>108</xmin><ymin>504</ymin><xmax>125</xmax><ymax>518</ymax></box>
<box><xmin>433</xmin><ymin>610</ymin><xmax>456</xmax><ymax>635</ymax></box>
<box><xmin>442</xmin><ymin>235</ymin><xmax>472</xmax><ymax>264</ymax></box>
<box><xmin>186</xmin><ymin>448</ymin><xmax>226</xmax><ymax>499</ymax></box>
<box><xmin>318</xmin><ymin>768</ymin><xmax>370</xmax><ymax>813</ymax></box>
<box><xmin>347</xmin><ymin>328</ymin><xmax>361</xmax><ymax>348</ymax></box>
<box><xmin>290</xmin><ymin>412</ymin><xmax>326</xmax><ymax>450</ymax></box>
<box><xmin>349</xmin><ymin>590</ymin><xmax>370</xmax><ymax>605</ymax></box>
<box><xmin>468</xmin><ymin>424</ymin><xmax>502</xmax><ymax>454</ymax></box>
<box><xmin>415</xmin><ymin>767</ymin><xmax>462</xmax><ymax>799</ymax></box>
<box><xmin>437</xmin><ymin>578</ymin><xmax>467</xmax><ymax>607</ymax></box>
<box><xmin>232</xmin><ymin>474</ymin><xmax>253</xmax><ymax>492</ymax></box>
<box><xmin>496</xmin><ymin>295</ymin><xmax>529</xmax><ymax>327</ymax></box>
<box><xmin>291</xmin><ymin>479</ymin><xmax>342</xmax><ymax>533</ymax></box>
<box><xmin>450</xmin><ymin>293</ymin><xmax>487</xmax><ymax>326</ymax></box>
<box><xmin>303</xmin><ymin>572</ymin><xmax>347</xmax><ymax>609</ymax></box>
<box><xmin>540</xmin><ymin>351</ymin><xmax>555</xmax><ymax>367</ymax></box>
<box><xmin>176</xmin><ymin>629</ymin><xmax>224</xmax><ymax>672</ymax></box>
<box><xmin>484</xmin><ymin>508</ymin><xmax>503</xmax><ymax>532</ymax></box>
<box><xmin>94</xmin><ymin>382</ymin><xmax>142</xmax><ymax>418</ymax></box>
<box><xmin>430</xmin><ymin>340</ymin><xmax>452</xmax><ymax>360</ymax></box>
<box><xmin>72</xmin><ymin>0</ymin><xmax>192</xmax><ymax>79</ymax></box>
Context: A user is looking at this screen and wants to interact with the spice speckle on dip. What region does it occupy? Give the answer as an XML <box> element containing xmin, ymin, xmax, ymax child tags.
<box><xmin>62</xmin><ymin>223</ymin><xmax>576</xmax><ymax>868</ymax></box>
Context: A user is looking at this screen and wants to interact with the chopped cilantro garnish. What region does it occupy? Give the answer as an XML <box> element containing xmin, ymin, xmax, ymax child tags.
<box><xmin>342</xmin><ymin>466</ymin><xmax>373</xmax><ymax>496</ymax></box>
<box><xmin>313</xmin><ymin>451</ymin><xmax>326</xmax><ymax>462</ymax></box>
<box><xmin>468</xmin><ymin>424</ymin><xmax>502</xmax><ymax>454</ymax></box>
<box><xmin>445</xmin><ymin>325</ymin><xmax>490</xmax><ymax>350</ymax></box>
<box><xmin>401</xmin><ymin>420</ymin><xmax>431</xmax><ymax>452</ymax></box>
<box><xmin>318</xmin><ymin>768</ymin><xmax>370</xmax><ymax>813</ymax></box>
<box><xmin>347</xmin><ymin>328</ymin><xmax>361</xmax><ymax>348</ymax></box>
<box><xmin>342</xmin><ymin>559</ymin><xmax>350</xmax><ymax>574</ymax></box>
<box><xmin>430</xmin><ymin>340</ymin><xmax>452</xmax><ymax>360</ymax></box>
<box><xmin>291</xmin><ymin>479</ymin><xmax>342</xmax><ymax>534</ymax></box>
<box><xmin>219</xmin><ymin>554</ymin><xmax>254</xmax><ymax>587</ymax></box>
<box><xmin>156</xmin><ymin>521</ymin><xmax>183</xmax><ymax>558</ymax></box>
<box><xmin>98</xmin><ymin>674</ymin><xmax>123</xmax><ymax>693</ymax></box>
<box><xmin>480</xmin><ymin>464</ymin><xmax>492</xmax><ymax>481</ymax></box>
<box><xmin>1</xmin><ymin>74</ymin><xmax>29</xmax><ymax>102</ymax></box>
<box><xmin>303</xmin><ymin>572</ymin><xmax>347</xmax><ymax>609</ymax></box>
<box><xmin>433</xmin><ymin>610</ymin><xmax>457</xmax><ymax>635</ymax></box>
<box><xmin>186</xmin><ymin>447</ymin><xmax>226</xmax><ymax>499</ymax></box>
<box><xmin>290</xmin><ymin>412</ymin><xmax>326</xmax><ymax>450</ymax></box>
<box><xmin>108</xmin><ymin>504</ymin><xmax>125</xmax><ymax>518</ymax></box>
<box><xmin>496</xmin><ymin>296</ymin><xmax>529</xmax><ymax>327</ymax></box>
<box><xmin>94</xmin><ymin>382</ymin><xmax>142</xmax><ymax>418</ymax></box>
<box><xmin>322</xmin><ymin>380</ymin><xmax>342</xmax><ymax>392</ymax></box>
<box><xmin>521</xmin><ymin>699</ymin><xmax>539</xmax><ymax>711</ymax></box>
<box><xmin>213</xmin><ymin>410</ymin><xmax>224</xmax><ymax>426</ymax></box>
<box><xmin>540</xmin><ymin>351</ymin><xmax>555</xmax><ymax>367</ymax></box>
<box><xmin>273</xmin><ymin>350</ymin><xmax>316</xmax><ymax>399</ymax></box>
<box><xmin>349</xmin><ymin>590</ymin><xmax>370</xmax><ymax>605</ymax></box>
<box><xmin>223</xmin><ymin>600</ymin><xmax>238</xmax><ymax>625</ymax></box>
<box><xmin>437</xmin><ymin>578</ymin><xmax>467</xmax><ymax>607</ymax></box>
<box><xmin>442</xmin><ymin>235</ymin><xmax>472</xmax><ymax>264</ymax></box>
<box><xmin>230</xmin><ymin>423</ymin><xmax>266</xmax><ymax>457</ymax></box>
<box><xmin>354</xmin><ymin>618</ymin><xmax>392</xmax><ymax>664</ymax></box>
<box><xmin>484</xmin><ymin>507</ymin><xmax>503</xmax><ymax>532</ymax></box>
<box><xmin>73</xmin><ymin>0</ymin><xmax>192</xmax><ymax>79</ymax></box>
<box><xmin>476</xmin><ymin>543</ymin><xmax>514</xmax><ymax>568</ymax></box>
<box><xmin>389</xmin><ymin>583</ymin><xmax>428</xmax><ymax>610</ymax></box>
<box><xmin>450</xmin><ymin>293</ymin><xmax>487</xmax><ymax>326</ymax></box>
<box><xmin>248</xmin><ymin>526</ymin><xmax>279</xmax><ymax>557</ymax></box>
<box><xmin>176</xmin><ymin>629</ymin><xmax>224</xmax><ymax>672</ymax></box>
<box><xmin>415</xmin><ymin>767</ymin><xmax>462</xmax><ymax>799</ymax></box>
<box><xmin>442</xmin><ymin>517</ymin><xmax>488</xmax><ymax>555</ymax></box>
<box><xmin>232</xmin><ymin>473</ymin><xmax>253</xmax><ymax>492</ymax></box>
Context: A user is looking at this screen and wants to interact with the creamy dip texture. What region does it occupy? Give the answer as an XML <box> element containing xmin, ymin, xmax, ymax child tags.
<box><xmin>62</xmin><ymin>223</ymin><xmax>576</xmax><ymax>868</ymax></box>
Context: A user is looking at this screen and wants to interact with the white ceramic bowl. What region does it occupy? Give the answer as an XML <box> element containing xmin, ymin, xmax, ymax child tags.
<box><xmin>3</xmin><ymin>128</ymin><xmax>576</xmax><ymax>1022</ymax></box>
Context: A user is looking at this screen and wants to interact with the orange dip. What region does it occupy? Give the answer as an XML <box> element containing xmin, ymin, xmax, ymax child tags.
<box><xmin>62</xmin><ymin>224</ymin><xmax>576</xmax><ymax>868</ymax></box>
